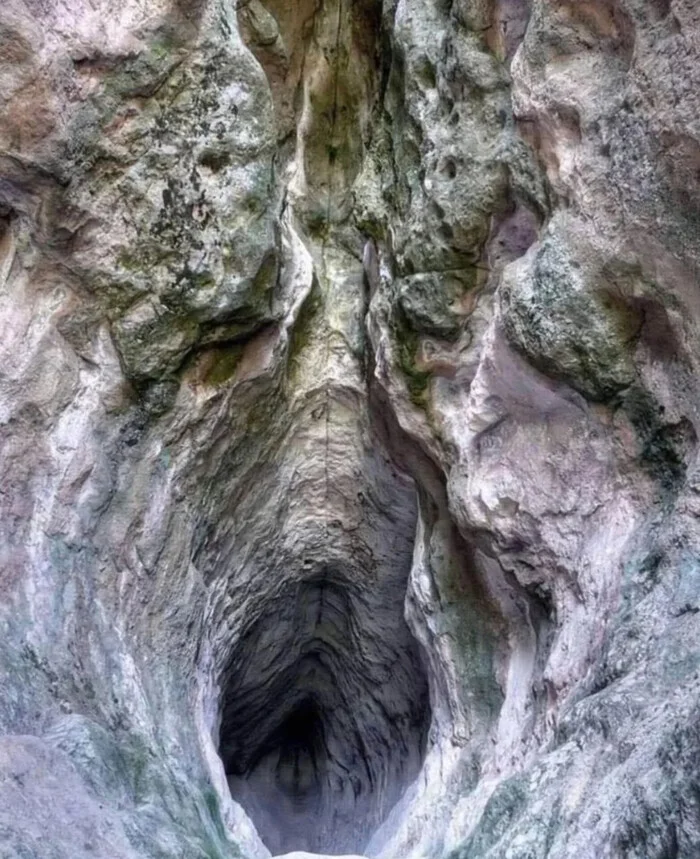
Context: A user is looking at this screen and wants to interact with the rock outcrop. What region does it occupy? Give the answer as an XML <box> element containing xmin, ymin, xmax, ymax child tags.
<box><xmin>1</xmin><ymin>1</ymin><xmax>699</xmax><ymax>858</ymax></box>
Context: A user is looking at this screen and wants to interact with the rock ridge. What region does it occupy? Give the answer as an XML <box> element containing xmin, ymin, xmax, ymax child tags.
<box><xmin>0</xmin><ymin>1</ymin><xmax>699</xmax><ymax>858</ymax></box>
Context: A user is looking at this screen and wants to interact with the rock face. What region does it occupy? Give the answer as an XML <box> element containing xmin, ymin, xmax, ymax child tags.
<box><xmin>1</xmin><ymin>1</ymin><xmax>699</xmax><ymax>857</ymax></box>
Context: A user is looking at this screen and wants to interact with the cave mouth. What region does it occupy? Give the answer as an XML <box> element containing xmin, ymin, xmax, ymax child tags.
<box><xmin>218</xmin><ymin>573</ymin><xmax>431</xmax><ymax>856</ymax></box>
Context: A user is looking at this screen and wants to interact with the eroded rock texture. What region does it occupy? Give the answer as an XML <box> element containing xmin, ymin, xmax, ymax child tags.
<box><xmin>1</xmin><ymin>0</ymin><xmax>699</xmax><ymax>857</ymax></box>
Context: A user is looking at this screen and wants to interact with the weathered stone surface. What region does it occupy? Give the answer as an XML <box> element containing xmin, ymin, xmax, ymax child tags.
<box><xmin>1</xmin><ymin>1</ymin><xmax>699</xmax><ymax>858</ymax></box>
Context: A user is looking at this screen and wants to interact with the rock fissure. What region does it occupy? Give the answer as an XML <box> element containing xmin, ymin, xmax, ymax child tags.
<box><xmin>2</xmin><ymin>1</ymin><xmax>700</xmax><ymax>859</ymax></box>
<box><xmin>217</xmin><ymin>572</ymin><xmax>431</xmax><ymax>855</ymax></box>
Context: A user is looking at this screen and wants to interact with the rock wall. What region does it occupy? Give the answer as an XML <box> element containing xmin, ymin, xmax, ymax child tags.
<box><xmin>0</xmin><ymin>1</ymin><xmax>699</xmax><ymax>858</ymax></box>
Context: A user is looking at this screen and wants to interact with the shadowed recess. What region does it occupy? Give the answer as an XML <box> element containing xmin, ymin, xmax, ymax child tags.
<box><xmin>218</xmin><ymin>573</ymin><xmax>431</xmax><ymax>855</ymax></box>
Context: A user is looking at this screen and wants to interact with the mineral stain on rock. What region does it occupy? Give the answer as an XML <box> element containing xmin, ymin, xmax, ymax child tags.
<box><xmin>1</xmin><ymin>1</ymin><xmax>700</xmax><ymax>858</ymax></box>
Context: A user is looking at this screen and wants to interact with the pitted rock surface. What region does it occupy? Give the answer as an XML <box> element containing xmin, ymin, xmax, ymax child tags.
<box><xmin>1</xmin><ymin>1</ymin><xmax>699</xmax><ymax>858</ymax></box>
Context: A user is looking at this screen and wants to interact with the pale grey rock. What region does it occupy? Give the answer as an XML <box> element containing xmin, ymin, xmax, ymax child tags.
<box><xmin>0</xmin><ymin>1</ymin><xmax>699</xmax><ymax>859</ymax></box>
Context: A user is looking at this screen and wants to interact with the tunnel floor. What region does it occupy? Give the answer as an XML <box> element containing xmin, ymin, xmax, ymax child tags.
<box><xmin>217</xmin><ymin>573</ymin><xmax>431</xmax><ymax>855</ymax></box>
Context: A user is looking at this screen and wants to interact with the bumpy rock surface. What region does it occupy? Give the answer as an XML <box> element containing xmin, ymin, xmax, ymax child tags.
<box><xmin>1</xmin><ymin>0</ymin><xmax>699</xmax><ymax>857</ymax></box>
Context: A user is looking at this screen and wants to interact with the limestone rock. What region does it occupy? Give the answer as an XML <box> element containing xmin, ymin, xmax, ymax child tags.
<box><xmin>0</xmin><ymin>1</ymin><xmax>699</xmax><ymax>858</ymax></box>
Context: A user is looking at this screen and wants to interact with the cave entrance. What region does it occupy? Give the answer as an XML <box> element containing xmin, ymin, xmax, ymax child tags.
<box><xmin>218</xmin><ymin>574</ymin><xmax>431</xmax><ymax>855</ymax></box>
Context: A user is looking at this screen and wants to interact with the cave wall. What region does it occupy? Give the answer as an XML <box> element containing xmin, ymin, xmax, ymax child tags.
<box><xmin>0</xmin><ymin>1</ymin><xmax>699</xmax><ymax>858</ymax></box>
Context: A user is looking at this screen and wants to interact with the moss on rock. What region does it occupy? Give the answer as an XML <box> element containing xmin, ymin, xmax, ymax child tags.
<box><xmin>501</xmin><ymin>232</ymin><xmax>641</xmax><ymax>401</ymax></box>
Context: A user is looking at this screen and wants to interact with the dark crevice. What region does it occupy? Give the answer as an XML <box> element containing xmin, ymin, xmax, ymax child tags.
<box><xmin>218</xmin><ymin>573</ymin><xmax>431</xmax><ymax>855</ymax></box>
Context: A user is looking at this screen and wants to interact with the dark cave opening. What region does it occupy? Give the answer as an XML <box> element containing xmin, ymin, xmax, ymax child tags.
<box><xmin>250</xmin><ymin>698</ymin><xmax>326</xmax><ymax>812</ymax></box>
<box><xmin>218</xmin><ymin>574</ymin><xmax>431</xmax><ymax>856</ymax></box>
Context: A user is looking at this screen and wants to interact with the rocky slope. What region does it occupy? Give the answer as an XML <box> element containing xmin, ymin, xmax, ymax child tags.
<box><xmin>0</xmin><ymin>0</ymin><xmax>699</xmax><ymax>857</ymax></box>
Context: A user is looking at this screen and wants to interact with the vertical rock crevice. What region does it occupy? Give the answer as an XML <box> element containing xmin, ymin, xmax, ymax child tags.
<box><xmin>208</xmin><ymin>1</ymin><xmax>537</xmax><ymax>855</ymax></box>
<box><xmin>1</xmin><ymin>1</ymin><xmax>700</xmax><ymax>858</ymax></box>
<box><xmin>217</xmin><ymin>570</ymin><xmax>430</xmax><ymax>855</ymax></box>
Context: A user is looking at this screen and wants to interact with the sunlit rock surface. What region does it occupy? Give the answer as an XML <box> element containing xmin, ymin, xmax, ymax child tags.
<box><xmin>1</xmin><ymin>1</ymin><xmax>699</xmax><ymax>858</ymax></box>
